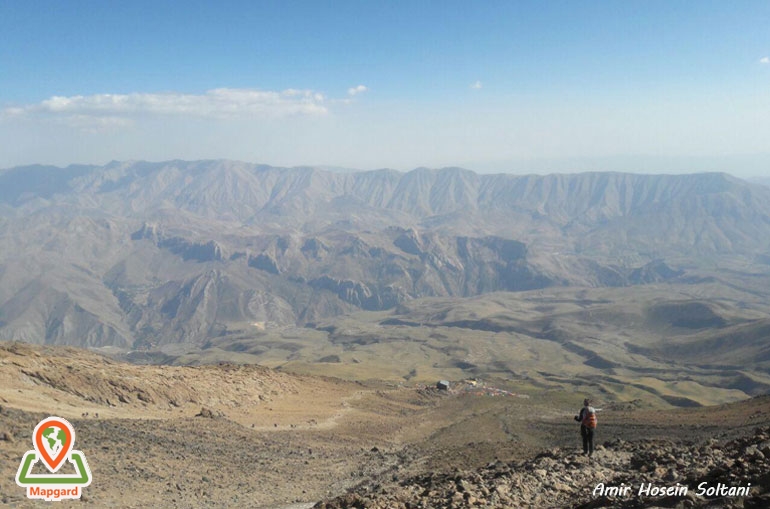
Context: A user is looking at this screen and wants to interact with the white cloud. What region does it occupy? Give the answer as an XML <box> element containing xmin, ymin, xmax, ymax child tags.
<box><xmin>761</xmin><ymin>57</ymin><xmax>770</xmax><ymax>64</ymax></box>
<box><xmin>347</xmin><ymin>85</ymin><xmax>368</xmax><ymax>96</ymax></box>
<box><xmin>2</xmin><ymin>88</ymin><xmax>329</xmax><ymax>129</ymax></box>
<box><xmin>470</xmin><ymin>80</ymin><xmax>483</xmax><ymax>90</ymax></box>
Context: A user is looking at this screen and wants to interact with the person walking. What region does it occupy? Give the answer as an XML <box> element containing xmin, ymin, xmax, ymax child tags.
<box><xmin>574</xmin><ymin>398</ymin><xmax>597</xmax><ymax>457</ymax></box>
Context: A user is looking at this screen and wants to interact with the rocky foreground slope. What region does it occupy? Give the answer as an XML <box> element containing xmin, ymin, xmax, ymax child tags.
<box><xmin>318</xmin><ymin>429</ymin><xmax>770</xmax><ymax>508</ymax></box>
<box><xmin>3</xmin><ymin>342</ymin><xmax>770</xmax><ymax>508</ymax></box>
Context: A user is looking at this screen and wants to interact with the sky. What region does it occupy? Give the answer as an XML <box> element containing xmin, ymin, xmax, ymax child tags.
<box><xmin>1</xmin><ymin>1</ymin><xmax>769</xmax><ymax>176</ymax></box>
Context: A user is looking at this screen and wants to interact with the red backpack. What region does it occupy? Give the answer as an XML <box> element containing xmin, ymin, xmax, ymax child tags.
<box><xmin>582</xmin><ymin>407</ymin><xmax>597</xmax><ymax>429</ymax></box>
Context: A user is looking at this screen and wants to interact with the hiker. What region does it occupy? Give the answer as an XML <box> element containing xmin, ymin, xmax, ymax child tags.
<box><xmin>574</xmin><ymin>398</ymin><xmax>597</xmax><ymax>457</ymax></box>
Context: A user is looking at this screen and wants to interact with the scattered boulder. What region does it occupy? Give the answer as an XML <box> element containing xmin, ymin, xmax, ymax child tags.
<box><xmin>317</xmin><ymin>427</ymin><xmax>770</xmax><ymax>508</ymax></box>
<box><xmin>195</xmin><ymin>407</ymin><xmax>215</xmax><ymax>419</ymax></box>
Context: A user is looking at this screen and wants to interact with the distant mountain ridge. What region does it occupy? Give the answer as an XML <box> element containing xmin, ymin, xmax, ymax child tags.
<box><xmin>3</xmin><ymin>162</ymin><xmax>766</xmax><ymax>221</ymax></box>
<box><xmin>1</xmin><ymin>160</ymin><xmax>770</xmax><ymax>348</ymax></box>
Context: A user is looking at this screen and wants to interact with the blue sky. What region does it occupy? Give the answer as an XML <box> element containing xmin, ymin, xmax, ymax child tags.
<box><xmin>1</xmin><ymin>1</ymin><xmax>769</xmax><ymax>175</ymax></box>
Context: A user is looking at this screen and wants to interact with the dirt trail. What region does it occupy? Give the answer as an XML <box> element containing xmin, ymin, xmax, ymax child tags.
<box><xmin>250</xmin><ymin>390</ymin><xmax>369</xmax><ymax>431</ymax></box>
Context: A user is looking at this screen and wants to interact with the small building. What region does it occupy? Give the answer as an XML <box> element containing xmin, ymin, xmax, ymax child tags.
<box><xmin>436</xmin><ymin>380</ymin><xmax>450</xmax><ymax>391</ymax></box>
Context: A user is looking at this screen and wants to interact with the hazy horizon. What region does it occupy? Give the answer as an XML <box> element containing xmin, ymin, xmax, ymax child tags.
<box><xmin>2</xmin><ymin>1</ymin><xmax>769</xmax><ymax>177</ymax></box>
<box><xmin>2</xmin><ymin>155</ymin><xmax>770</xmax><ymax>181</ymax></box>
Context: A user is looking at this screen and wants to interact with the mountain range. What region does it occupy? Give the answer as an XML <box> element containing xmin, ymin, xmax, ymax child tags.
<box><xmin>2</xmin><ymin>160</ymin><xmax>770</xmax><ymax>351</ymax></box>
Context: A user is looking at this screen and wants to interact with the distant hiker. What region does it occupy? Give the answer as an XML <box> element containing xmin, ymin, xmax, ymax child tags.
<box><xmin>574</xmin><ymin>398</ymin><xmax>597</xmax><ymax>457</ymax></box>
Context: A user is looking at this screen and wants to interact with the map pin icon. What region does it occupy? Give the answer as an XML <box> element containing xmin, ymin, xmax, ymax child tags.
<box><xmin>33</xmin><ymin>417</ymin><xmax>75</xmax><ymax>473</ymax></box>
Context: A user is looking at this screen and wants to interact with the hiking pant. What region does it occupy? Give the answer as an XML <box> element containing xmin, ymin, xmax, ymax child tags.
<box><xmin>581</xmin><ymin>425</ymin><xmax>594</xmax><ymax>455</ymax></box>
